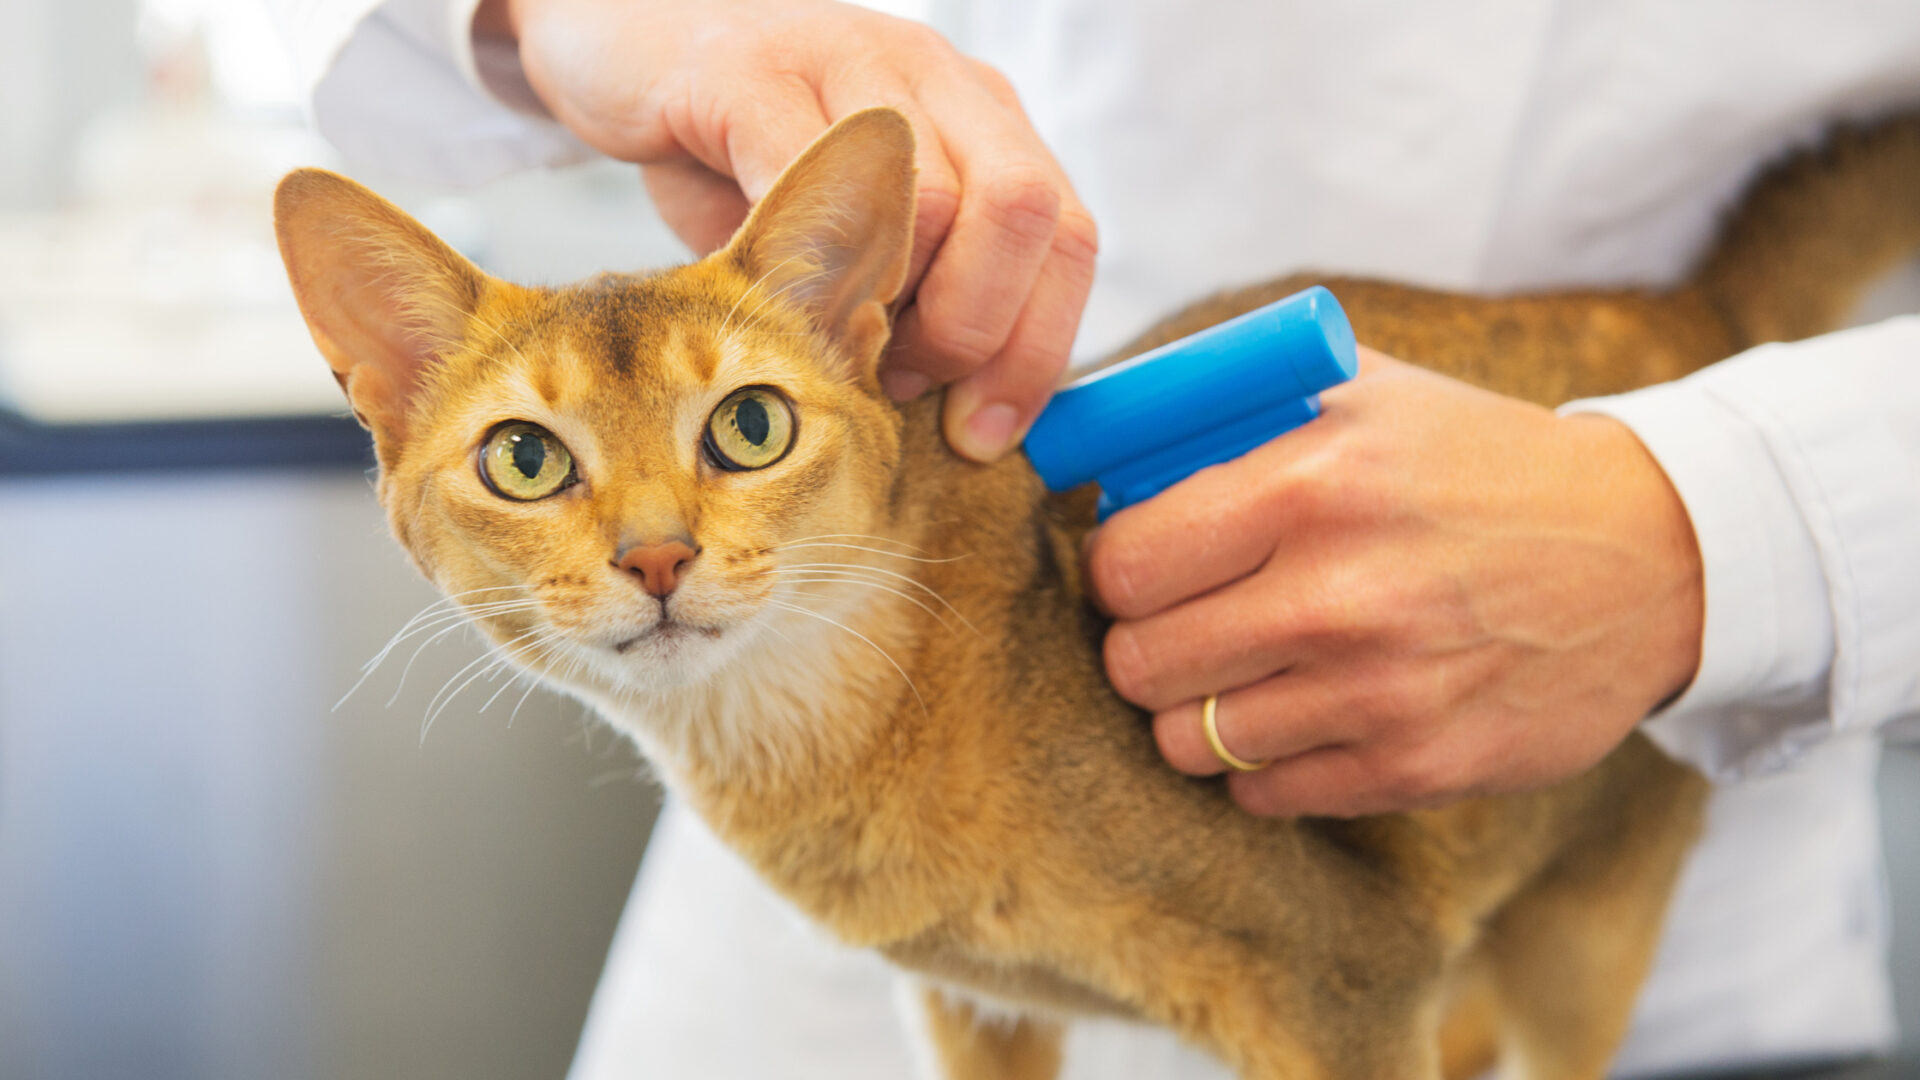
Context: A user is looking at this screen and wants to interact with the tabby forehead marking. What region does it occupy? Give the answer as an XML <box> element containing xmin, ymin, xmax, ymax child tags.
<box><xmin>709</xmin><ymin>330</ymin><xmax>798</xmax><ymax>394</ymax></box>
<box><xmin>673</xmin><ymin>321</ymin><xmax>723</xmax><ymax>384</ymax></box>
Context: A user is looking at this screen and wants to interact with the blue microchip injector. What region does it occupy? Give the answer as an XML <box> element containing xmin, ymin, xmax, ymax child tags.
<box><xmin>1022</xmin><ymin>285</ymin><xmax>1359</xmax><ymax>518</ymax></box>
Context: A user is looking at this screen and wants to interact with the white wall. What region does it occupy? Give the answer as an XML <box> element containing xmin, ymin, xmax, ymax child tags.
<box><xmin>0</xmin><ymin>469</ymin><xmax>658</xmax><ymax>1080</ymax></box>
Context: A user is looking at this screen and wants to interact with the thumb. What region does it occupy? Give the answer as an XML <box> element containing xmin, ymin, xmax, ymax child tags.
<box><xmin>643</xmin><ymin>162</ymin><xmax>753</xmax><ymax>256</ymax></box>
<box><xmin>703</xmin><ymin>85</ymin><xmax>832</xmax><ymax>204</ymax></box>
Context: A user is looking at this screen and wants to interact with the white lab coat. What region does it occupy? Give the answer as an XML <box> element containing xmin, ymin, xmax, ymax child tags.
<box><xmin>275</xmin><ymin>1</ymin><xmax>1920</xmax><ymax>1074</ymax></box>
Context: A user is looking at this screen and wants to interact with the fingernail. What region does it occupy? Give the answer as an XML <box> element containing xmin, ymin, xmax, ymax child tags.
<box><xmin>881</xmin><ymin>369</ymin><xmax>931</xmax><ymax>402</ymax></box>
<box><xmin>960</xmin><ymin>403</ymin><xmax>1020</xmax><ymax>460</ymax></box>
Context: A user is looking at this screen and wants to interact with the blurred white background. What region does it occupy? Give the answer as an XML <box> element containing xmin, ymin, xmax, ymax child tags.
<box><xmin>0</xmin><ymin>2</ymin><xmax>1913</xmax><ymax>1080</ymax></box>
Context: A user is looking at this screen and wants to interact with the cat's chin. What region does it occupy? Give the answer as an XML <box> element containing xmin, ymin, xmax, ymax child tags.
<box><xmin>564</xmin><ymin>613</ymin><xmax>767</xmax><ymax>699</ymax></box>
<box><xmin>612</xmin><ymin>618</ymin><xmax>725</xmax><ymax>656</ymax></box>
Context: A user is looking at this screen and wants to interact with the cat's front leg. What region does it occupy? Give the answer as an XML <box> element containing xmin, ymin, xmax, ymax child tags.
<box><xmin>905</xmin><ymin>981</ymin><xmax>1065</xmax><ymax>1080</ymax></box>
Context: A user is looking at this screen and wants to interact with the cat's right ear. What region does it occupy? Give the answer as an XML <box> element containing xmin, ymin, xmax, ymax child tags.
<box><xmin>722</xmin><ymin>108</ymin><xmax>918</xmax><ymax>382</ymax></box>
<box><xmin>274</xmin><ymin>169</ymin><xmax>487</xmax><ymax>445</ymax></box>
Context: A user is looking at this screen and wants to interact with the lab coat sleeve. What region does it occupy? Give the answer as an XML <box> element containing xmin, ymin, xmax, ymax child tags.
<box><xmin>270</xmin><ymin>0</ymin><xmax>591</xmax><ymax>185</ymax></box>
<box><xmin>1563</xmin><ymin>316</ymin><xmax>1920</xmax><ymax>780</ymax></box>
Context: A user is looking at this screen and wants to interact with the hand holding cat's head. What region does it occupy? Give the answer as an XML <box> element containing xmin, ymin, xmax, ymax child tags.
<box><xmin>273</xmin><ymin>109</ymin><xmax>932</xmax><ymax>711</ymax></box>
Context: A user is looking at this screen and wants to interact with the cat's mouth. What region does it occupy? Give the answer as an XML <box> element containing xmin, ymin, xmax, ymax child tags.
<box><xmin>613</xmin><ymin>618</ymin><xmax>725</xmax><ymax>653</ymax></box>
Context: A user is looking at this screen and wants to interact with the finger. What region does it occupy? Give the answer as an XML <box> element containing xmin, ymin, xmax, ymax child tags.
<box><xmin>1102</xmin><ymin>573</ymin><xmax>1305</xmax><ymax>712</ymax></box>
<box><xmin>1226</xmin><ymin>745</ymin><xmax>1386</xmax><ymax>818</ymax></box>
<box><xmin>891</xmin><ymin>110</ymin><xmax>962</xmax><ymax>306</ymax></box>
<box><xmin>1150</xmin><ymin>674</ymin><xmax>1353</xmax><ymax>777</ymax></box>
<box><xmin>812</xmin><ymin>82</ymin><xmax>964</xmax><ymax>304</ymax></box>
<box><xmin>890</xmin><ymin>157</ymin><xmax>1060</xmax><ymax>379</ymax></box>
<box><xmin>693</xmin><ymin>78</ymin><xmax>834</xmax><ymax>203</ymax></box>
<box><xmin>963</xmin><ymin>57</ymin><xmax>1026</xmax><ymax>112</ymax></box>
<box><xmin>931</xmin><ymin>214</ymin><xmax>1095</xmax><ymax>459</ymax></box>
<box><xmin>642</xmin><ymin>162</ymin><xmax>753</xmax><ymax>255</ymax></box>
<box><xmin>1228</xmin><ymin>728</ymin><xmax>1488</xmax><ymax>818</ymax></box>
<box><xmin>1084</xmin><ymin>448</ymin><xmax>1289</xmax><ymax>620</ymax></box>
<box><xmin>884</xmin><ymin>67</ymin><xmax>1092</xmax><ymax>388</ymax></box>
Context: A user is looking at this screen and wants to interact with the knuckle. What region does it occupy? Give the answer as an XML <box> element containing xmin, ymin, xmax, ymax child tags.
<box><xmin>979</xmin><ymin>165</ymin><xmax>1063</xmax><ymax>246</ymax></box>
<box><xmin>1275</xmin><ymin>457</ymin><xmax>1339</xmax><ymax>520</ymax></box>
<box><xmin>1382</xmin><ymin>744</ymin><xmax>1460</xmax><ymax>804</ymax></box>
<box><xmin>1377</xmin><ymin>752</ymin><xmax>1434</xmax><ymax>803</ymax></box>
<box><xmin>1086</xmin><ymin>536</ymin><xmax>1146</xmax><ymax>617</ymax></box>
<box><xmin>741</xmin><ymin>33</ymin><xmax>810</xmax><ymax>80</ymax></box>
<box><xmin>891</xmin><ymin>18</ymin><xmax>952</xmax><ymax>56</ymax></box>
<box><xmin>970</xmin><ymin>59</ymin><xmax>1020</xmax><ymax>102</ymax></box>
<box><xmin>1052</xmin><ymin>205</ymin><xmax>1100</xmax><ymax>264</ymax></box>
<box><xmin>1279</xmin><ymin>592</ymin><xmax>1338</xmax><ymax>643</ymax></box>
<box><xmin>919</xmin><ymin>308</ymin><xmax>1001</xmax><ymax>369</ymax></box>
<box><xmin>1152</xmin><ymin>711</ymin><xmax>1199</xmax><ymax>771</ymax></box>
<box><xmin>915</xmin><ymin>176</ymin><xmax>962</xmax><ymax>236</ymax></box>
<box><xmin>1354</xmin><ymin>677</ymin><xmax>1422</xmax><ymax>729</ymax></box>
<box><xmin>1230</xmin><ymin>774</ymin><xmax>1288</xmax><ymax>817</ymax></box>
<box><xmin>1102</xmin><ymin>626</ymin><xmax>1158</xmax><ymax>704</ymax></box>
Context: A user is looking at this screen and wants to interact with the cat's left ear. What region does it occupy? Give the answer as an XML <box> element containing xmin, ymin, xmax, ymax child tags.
<box><xmin>274</xmin><ymin>169</ymin><xmax>490</xmax><ymax>446</ymax></box>
<box><xmin>722</xmin><ymin>108</ymin><xmax>918</xmax><ymax>381</ymax></box>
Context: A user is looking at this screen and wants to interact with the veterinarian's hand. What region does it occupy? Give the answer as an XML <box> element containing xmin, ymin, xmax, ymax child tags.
<box><xmin>1085</xmin><ymin>349</ymin><xmax>1705</xmax><ymax>817</ymax></box>
<box><xmin>474</xmin><ymin>0</ymin><xmax>1097</xmax><ymax>462</ymax></box>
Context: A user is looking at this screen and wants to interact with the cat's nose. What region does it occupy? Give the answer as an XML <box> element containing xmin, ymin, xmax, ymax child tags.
<box><xmin>615</xmin><ymin>539</ymin><xmax>700</xmax><ymax>598</ymax></box>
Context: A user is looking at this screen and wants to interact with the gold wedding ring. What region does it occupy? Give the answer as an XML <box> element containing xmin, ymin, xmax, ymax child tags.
<box><xmin>1201</xmin><ymin>694</ymin><xmax>1269</xmax><ymax>772</ymax></box>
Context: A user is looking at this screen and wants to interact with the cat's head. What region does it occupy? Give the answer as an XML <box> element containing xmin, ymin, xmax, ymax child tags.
<box><xmin>275</xmin><ymin>109</ymin><xmax>924</xmax><ymax>715</ymax></box>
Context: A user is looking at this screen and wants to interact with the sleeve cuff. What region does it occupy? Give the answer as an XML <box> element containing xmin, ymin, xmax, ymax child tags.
<box><xmin>307</xmin><ymin>0</ymin><xmax>592</xmax><ymax>185</ymax></box>
<box><xmin>1563</xmin><ymin>377</ymin><xmax>1837</xmax><ymax>779</ymax></box>
<box><xmin>448</xmin><ymin>0</ymin><xmax>562</xmax><ymax>120</ymax></box>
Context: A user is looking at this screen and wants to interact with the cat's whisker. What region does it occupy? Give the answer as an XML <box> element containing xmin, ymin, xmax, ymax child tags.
<box><xmin>375</xmin><ymin>600</ymin><xmax>542</xmax><ymax>661</ymax></box>
<box><xmin>387</xmin><ymin>604</ymin><xmax>545</xmax><ymax>707</ymax></box>
<box><xmin>421</xmin><ymin>638</ymin><xmax>520</xmax><ymax>739</ymax></box>
<box><xmin>381</xmin><ymin>586</ymin><xmax>528</xmax><ymax>642</ymax></box>
<box><xmin>510</xmin><ymin>669</ymin><xmax>548</xmax><ymax>726</ymax></box>
<box><xmin>358</xmin><ymin>590</ymin><xmax>531</xmax><ymax>675</ymax></box>
<box><xmin>765</xmin><ymin>598</ymin><xmax>928</xmax><ymax>718</ymax></box>
<box><xmin>764</xmin><ymin>572</ymin><xmax>959</xmax><ymax>633</ymax></box>
<box><xmin>338</xmin><ymin>595</ymin><xmax>543</xmax><ymax>710</ymax></box>
<box><xmin>773</xmin><ymin>532</ymin><xmax>932</xmax><ymax>555</ymax></box>
<box><xmin>421</xmin><ymin>627</ymin><xmax>545</xmax><ymax>744</ymax></box>
<box><xmin>481</xmin><ymin>633</ymin><xmax>566</xmax><ymax>718</ymax></box>
<box><xmin>737</xmin><ymin>258</ymin><xmax>833</xmax><ymax>331</ymax></box>
<box><xmin>477</xmin><ymin>640</ymin><xmax>543</xmax><ymax>715</ymax></box>
<box><xmin>587</xmin><ymin>766</ymin><xmax>647</xmax><ymax>791</ymax></box>
<box><xmin>375</xmin><ymin>601</ymin><xmax>548</xmax><ymax>707</ymax></box>
<box><xmin>758</xmin><ymin>619</ymin><xmax>799</xmax><ymax>650</ymax></box>
<box><xmin>771</xmin><ymin>562</ymin><xmax>981</xmax><ymax>636</ymax></box>
<box><xmin>771</xmin><ymin>541</ymin><xmax>972</xmax><ymax>564</ymax></box>
<box><xmin>718</xmin><ymin>255</ymin><xmax>800</xmax><ymax>339</ymax></box>
<box><xmin>467</xmin><ymin>310</ymin><xmax>535</xmax><ymax>369</ymax></box>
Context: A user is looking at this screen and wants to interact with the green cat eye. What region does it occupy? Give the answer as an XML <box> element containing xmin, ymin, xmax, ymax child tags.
<box><xmin>705</xmin><ymin>386</ymin><xmax>795</xmax><ymax>471</ymax></box>
<box><xmin>480</xmin><ymin>422</ymin><xmax>576</xmax><ymax>501</ymax></box>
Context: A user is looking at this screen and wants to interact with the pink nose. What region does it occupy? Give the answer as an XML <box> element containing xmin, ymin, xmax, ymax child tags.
<box><xmin>616</xmin><ymin>540</ymin><xmax>699</xmax><ymax>598</ymax></box>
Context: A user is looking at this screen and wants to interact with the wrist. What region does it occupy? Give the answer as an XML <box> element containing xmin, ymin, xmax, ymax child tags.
<box><xmin>1563</xmin><ymin>413</ymin><xmax>1706</xmax><ymax>710</ymax></box>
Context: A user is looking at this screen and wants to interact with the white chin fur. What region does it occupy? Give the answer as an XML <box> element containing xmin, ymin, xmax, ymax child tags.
<box><xmin>551</xmin><ymin>588</ymin><xmax>896</xmax><ymax>777</ymax></box>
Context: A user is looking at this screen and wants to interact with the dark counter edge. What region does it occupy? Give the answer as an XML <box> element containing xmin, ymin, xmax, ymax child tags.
<box><xmin>0</xmin><ymin>408</ymin><xmax>374</xmax><ymax>476</ymax></box>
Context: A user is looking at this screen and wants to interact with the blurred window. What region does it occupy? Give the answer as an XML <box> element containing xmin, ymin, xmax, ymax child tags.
<box><xmin>0</xmin><ymin>0</ymin><xmax>341</xmax><ymax>424</ymax></box>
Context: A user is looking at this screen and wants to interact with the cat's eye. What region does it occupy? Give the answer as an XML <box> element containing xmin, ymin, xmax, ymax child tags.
<box><xmin>705</xmin><ymin>386</ymin><xmax>795</xmax><ymax>471</ymax></box>
<box><xmin>479</xmin><ymin>422</ymin><xmax>576</xmax><ymax>501</ymax></box>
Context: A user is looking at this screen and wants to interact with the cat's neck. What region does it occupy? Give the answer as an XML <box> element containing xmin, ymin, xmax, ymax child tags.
<box><xmin>590</xmin><ymin>567</ymin><xmax>969</xmax><ymax>942</ymax></box>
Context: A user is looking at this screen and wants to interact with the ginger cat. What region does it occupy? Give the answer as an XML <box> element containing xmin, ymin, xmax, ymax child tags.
<box><xmin>274</xmin><ymin>108</ymin><xmax>1920</xmax><ymax>1079</ymax></box>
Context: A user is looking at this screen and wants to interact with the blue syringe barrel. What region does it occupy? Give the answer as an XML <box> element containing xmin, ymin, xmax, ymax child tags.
<box><xmin>1023</xmin><ymin>285</ymin><xmax>1357</xmax><ymax>517</ymax></box>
